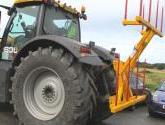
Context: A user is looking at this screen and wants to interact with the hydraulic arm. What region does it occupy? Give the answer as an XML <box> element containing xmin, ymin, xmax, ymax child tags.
<box><xmin>110</xmin><ymin>16</ymin><xmax>163</xmax><ymax>113</ymax></box>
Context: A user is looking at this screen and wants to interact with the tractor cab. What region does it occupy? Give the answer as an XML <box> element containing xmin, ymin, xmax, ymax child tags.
<box><xmin>0</xmin><ymin>0</ymin><xmax>84</xmax><ymax>60</ymax></box>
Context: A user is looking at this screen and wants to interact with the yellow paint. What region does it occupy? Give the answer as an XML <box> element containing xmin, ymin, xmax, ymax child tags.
<box><xmin>110</xmin><ymin>16</ymin><xmax>163</xmax><ymax>113</ymax></box>
<box><xmin>14</xmin><ymin>0</ymin><xmax>42</xmax><ymax>4</ymax></box>
<box><xmin>14</xmin><ymin>0</ymin><xmax>80</xmax><ymax>16</ymax></box>
<box><xmin>57</xmin><ymin>2</ymin><xmax>79</xmax><ymax>15</ymax></box>
<box><xmin>123</xmin><ymin>20</ymin><xmax>141</xmax><ymax>25</ymax></box>
<box><xmin>124</xmin><ymin>16</ymin><xmax>163</xmax><ymax>37</ymax></box>
<box><xmin>110</xmin><ymin>95</ymin><xmax>147</xmax><ymax>113</ymax></box>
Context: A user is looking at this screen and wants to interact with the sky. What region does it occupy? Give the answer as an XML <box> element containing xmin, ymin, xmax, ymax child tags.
<box><xmin>0</xmin><ymin>0</ymin><xmax>165</xmax><ymax>63</ymax></box>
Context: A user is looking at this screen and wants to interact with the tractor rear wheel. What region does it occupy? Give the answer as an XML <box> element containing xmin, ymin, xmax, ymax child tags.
<box><xmin>11</xmin><ymin>47</ymin><xmax>94</xmax><ymax>125</ymax></box>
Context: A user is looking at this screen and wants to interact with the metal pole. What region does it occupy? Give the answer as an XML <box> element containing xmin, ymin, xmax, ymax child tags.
<box><xmin>155</xmin><ymin>0</ymin><xmax>159</xmax><ymax>28</ymax></box>
<box><xmin>115</xmin><ymin>55</ymin><xmax>120</xmax><ymax>106</ymax></box>
<box><xmin>139</xmin><ymin>0</ymin><xmax>143</xmax><ymax>16</ymax></box>
<box><xmin>125</xmin><ymin>0</ymin><xmax>128</xmax><ymax>19</ymax></box>
<box><xmin>142</xmin><ymin>5</ymin><xmax>145</xmax><ymax>30</ymax></box>
<box><xmin>143</xmin><ymin>59</ymin><xmax>146</xmax><ymax>94</ymax></box>
<box><xmin>148</xmin><ymin>0</ymin><xmax>152</xmax><ymax>22</ymax></box>
<box><xmin>127</xmin><ymin>57</ymin><xmax>131</xmax><ymax>101</ymax></box>
<box><xmin>161</xmin><ymin>7</ymin><xmax>164</xmax><ymax>32</ymax></box>
<box><xmin>136</xmin><ymin>61</ymin><xmax>139</xmax><ymax>98</ymax></box>
<box><xmin>0</xmin><ymin>11</ymin><xmax>1</xmax><ymax>24</ymax></box>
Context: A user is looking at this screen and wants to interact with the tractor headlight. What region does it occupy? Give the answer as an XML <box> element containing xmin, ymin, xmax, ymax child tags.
<box><xmin>152</xmin><ymin>92</ymin><xmax>158</xmax><ymax>102</ymax></box>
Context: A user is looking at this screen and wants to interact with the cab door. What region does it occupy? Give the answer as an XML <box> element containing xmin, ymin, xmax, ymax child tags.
<box><xmin>0</xmin><ymin>6</ymin><xmax>12</xmax><ymax>103</ymax></box>
<box><xmin>0</xmin><ymin>5</ymin><xmax>40</xmax><ymax>103</ymax></box>
<box><xmin>1</xmin><ymin>5</ymin><xmax>40</xmax><ymax>61</ymax></box>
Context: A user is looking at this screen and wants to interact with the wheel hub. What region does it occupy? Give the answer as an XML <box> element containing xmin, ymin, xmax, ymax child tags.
<box><xmin>42</xmin><ymin>84</ymin><xmax>57</xmax><ymax>103</ymax></box>
<box><xmin>23</xmin><ymin>67</ymin><xmax>65</xmax><ymax>121</ymax></box>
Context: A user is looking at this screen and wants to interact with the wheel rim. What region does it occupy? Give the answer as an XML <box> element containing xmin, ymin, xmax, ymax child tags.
<box><xmin>23</xmin><ymin>67</ymin><xmax>65</xmax><ymax>121</ymax></box>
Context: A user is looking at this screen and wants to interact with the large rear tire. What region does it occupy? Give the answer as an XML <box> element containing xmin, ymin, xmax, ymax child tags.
<box><xmin>91</xmin><ymin>65</ymin><xmax>115</xmax><ymax>122</ymax></box>
<box><xmin>11</xmin><ymin>47</ymin><xmax>94</xmax><ymax>125</ymax></box>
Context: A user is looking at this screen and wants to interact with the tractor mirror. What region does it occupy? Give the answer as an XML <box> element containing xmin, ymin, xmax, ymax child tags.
<box><xmin>8</xmin><ymin>7</ymin><xmax>16</xmax><ymax>16</ymax></box>
<box><xmin>110</xmin><ymin>48</ymin><xmax>116</xmax><ymax>54</ymax></box>
<box><xmin>89</xmin><ymin>41</ymin><xmax>95</xmax><ymax>48</ymax></box>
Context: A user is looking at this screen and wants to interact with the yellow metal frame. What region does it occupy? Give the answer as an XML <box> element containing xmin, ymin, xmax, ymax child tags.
<box><xmin>110</xmin><ymin>16</ymin><xmax>163</xmax><ymax>113</ymax></box>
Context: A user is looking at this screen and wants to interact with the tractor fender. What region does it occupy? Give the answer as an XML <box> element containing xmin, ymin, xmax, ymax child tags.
<box><xmin>91</xmin><ymin>45</ymin><xmax>114</xmax><ymax>63</ymax></box>
<box><xmin>13</xmin><ymin>35</ymin><xmax>104</xmax><ymax>66</ymax></box>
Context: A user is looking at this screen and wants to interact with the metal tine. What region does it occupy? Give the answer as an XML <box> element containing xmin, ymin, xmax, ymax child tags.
<box><xmin>155</xmin><ymin>0</ymin><xmax>159</xmax><ymax>28</ymax></box>
<box><xmin>139</xmin><ymin>0</ymin><xmax>143</xmax><ymax>17</ymax></box>
<box><xmin>142</xmin><ymin>5</ymin><xmax>145</xmax><ymax>30</ymax></box>
<box><xmin>148</xmin><ymin>0</ymin><xmax>152</xmax><ymax>22</ymax></box>
<box><xmin>160</xmin><ymin>7</ymin><xmax>164</xmax><ymax>32</ymax></box>
<box><xmin>124</xmin><ymin>0</ymin><xmax>128</xmax><ymax>20</ymax></box>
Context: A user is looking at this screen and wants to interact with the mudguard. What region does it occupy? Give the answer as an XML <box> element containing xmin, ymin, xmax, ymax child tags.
<box><xmin>13</xmin><ymin>35</ymin><xmax>104</xmax><ymax>66</ymax></box>
<box><xmin>92</xmin><ymin>45</ymin><xmax>114</xmax><ymax>62</ymax></box>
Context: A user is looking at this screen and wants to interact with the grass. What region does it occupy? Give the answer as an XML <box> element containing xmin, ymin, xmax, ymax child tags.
<box><xmin>139</xmin><ymin>68</ymin><xmax>165</xmax><ymax>91</ymax></box>
<box><xmin>145</xmin><ymin>84</ymin><xmax>160</xmax><ymax>91</ymax></box>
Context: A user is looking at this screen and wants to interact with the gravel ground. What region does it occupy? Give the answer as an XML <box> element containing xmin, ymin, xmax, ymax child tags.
<box><xmin>0</xmin><ymin>104</ymin><xmax>164</xmax><ymax>125</ymax></box>
<box><xmin>97</xmin><ymin>105</ymin><xmax>165</xmax><ymax>125</ymax></box>
<box><xmin>0</xmin><ymin>104</ymin><xmax>17</xmax><ymax>125</ymax></box>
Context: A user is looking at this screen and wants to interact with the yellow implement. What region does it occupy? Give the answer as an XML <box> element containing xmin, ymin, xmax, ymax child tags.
<box><xmin>110</xmin><ymin>16</ymin><xmax>163</xmax><ymax>113</ymax></box>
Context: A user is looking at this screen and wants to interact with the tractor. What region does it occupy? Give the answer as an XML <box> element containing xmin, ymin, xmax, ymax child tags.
<box><xmin>0</xmin><ymin>0</ymin><xmax>162</xmax><ymax>124</ymax></box>
<box><xmin>0</xmin><ymin>0</ymin><xmax>116</xmax><ymax>125</ymax></box>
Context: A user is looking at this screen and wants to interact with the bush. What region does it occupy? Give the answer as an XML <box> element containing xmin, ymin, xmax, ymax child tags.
<box><xmin>146</xmin><ymin>84</ymin><xmax>160</xmax><ymax>91</ymax></box>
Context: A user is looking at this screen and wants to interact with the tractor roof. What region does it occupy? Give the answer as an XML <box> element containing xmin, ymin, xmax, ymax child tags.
<box><xmin>14</xmin><ymin>0</ymin><xmax>80</xmax><ymax>16</ymax></box>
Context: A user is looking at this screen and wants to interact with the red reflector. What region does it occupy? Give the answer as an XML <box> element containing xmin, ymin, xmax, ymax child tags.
<box><xmin>80</xmin><ymin>47</ymin><xmax>91</xmax><ymax>54</ymax></box>
<box><xmin>114</xmin><ymin>53</ymin><xmax>119</xmax><ymax>58</ymax></box>
<box><xmin>43</xmin><ymin>0</ymin><xmax>48</xmax><ymax>3</ymax></box>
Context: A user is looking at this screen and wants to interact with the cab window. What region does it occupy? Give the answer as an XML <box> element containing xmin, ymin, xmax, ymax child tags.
<box><xmin>7</xmin><ymin>6</ymin><xmax>39</xmax><ymax>49</ymax></box>
<box><xmin>44</xmin><ymin>6</ymin><xmax>80</xmax><ymax>41</ymax></box>
<box><xmin>2</xmin><ymin>6</ymin><xmax>39</xmax><ymax>60</ymax></box>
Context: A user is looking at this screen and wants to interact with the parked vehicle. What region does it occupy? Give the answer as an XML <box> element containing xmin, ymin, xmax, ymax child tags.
<box><xmin>147</xmin><ymin>81</ymin><xmax>165</xmax><ymax>117</ymax></box>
